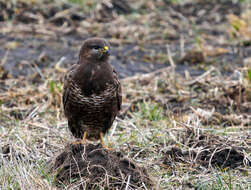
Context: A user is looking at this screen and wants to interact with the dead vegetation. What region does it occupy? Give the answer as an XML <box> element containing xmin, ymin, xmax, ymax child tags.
<box><xmin>163</xmin><ymin>125</ymin><xmax>250</xmax><ymax>169</ymax></box>
<box><xmin>0</xmin><ymin>0</ymin><xmax>251</xmax><ymax>189</ymax></box>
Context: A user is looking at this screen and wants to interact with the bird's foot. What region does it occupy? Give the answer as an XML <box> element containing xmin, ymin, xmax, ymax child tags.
<box><xmin>100</xmin><ymin>132</ymin><xmax>113</xmax><ymax>150</ymax></box>
<box><xmin>101</xmin><ymin>143</ymin><xmax>113</xmax><ymax>151</ymax></box>
<box><xmin>72</xmin><ymin>132</ymin><xmax>87</xmax><ymax>146</ymax></box>
<box><xmin>72</xmin><ymin>140</ymin><xmax>82</xmax><ymax>145</ymax></box>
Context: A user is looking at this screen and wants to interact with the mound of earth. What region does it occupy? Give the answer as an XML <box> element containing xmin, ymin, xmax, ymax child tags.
<box><xmin>163</xmin><ymin>146</ymin><xmax>250</xmax><ymax>169</ymax></box>
<box><xmin>49</xmin><ymin>143</ymin><xmax>154</xmax><ymax>189</ymax></box>
<box><xmin>162</xmin><ymin>127</ymin><xmax>251</xmax><ymax>169</ymax></box>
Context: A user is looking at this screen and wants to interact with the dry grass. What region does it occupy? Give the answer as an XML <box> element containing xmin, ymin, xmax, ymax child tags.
<box><xmin>0</xmin><ymin>0</ymin><xmax>251</xmax><ymax>189</ymax></box>
<box><xmin>1</xmin><ymin>64</ymin><xmax>250</xmax><ymax>189</ymax></box>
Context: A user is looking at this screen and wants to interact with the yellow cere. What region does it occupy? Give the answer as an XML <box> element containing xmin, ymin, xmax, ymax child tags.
<box><xmin>104</xmin><ymin>46</ymin><xmax>109</xmax><ymax>51</ymax></box>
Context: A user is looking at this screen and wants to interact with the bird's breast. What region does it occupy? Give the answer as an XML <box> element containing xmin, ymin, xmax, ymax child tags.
<box><xmin>75</xmin><ymin>63</ymin><xmax>115</xmax><ymax>96</ymax></box>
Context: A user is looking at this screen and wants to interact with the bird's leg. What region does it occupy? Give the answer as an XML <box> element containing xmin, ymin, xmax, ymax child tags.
<box><xmin>82</xmin><ymin>131</ymin><xmax>87</xmax><ymax>144</ymax></box>
<box><xmin>100</xmin><ymin>132</ymin><xmax>112</xmax><ymax>150</ymax></box>
<box><xmin>72</xmin><ymin>132</ymin><xmax>87</xmax><ymax>145</ymax></box>
<box><xmin>100</xmin><ymin>132</ymin><xmax>105</xmax><ymax>147</ymax></box>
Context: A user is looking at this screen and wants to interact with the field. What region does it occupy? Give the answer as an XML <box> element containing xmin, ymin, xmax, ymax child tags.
<box><xmin>0</xmin><ymin>0</ymin><xmax>251</xmax><ymax>189</ymax></box>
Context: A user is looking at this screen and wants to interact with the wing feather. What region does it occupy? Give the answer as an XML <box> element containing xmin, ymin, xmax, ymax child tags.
<box><xmin>113</xmin><ymin>68</ymin><xmax>122</xmax><ymax>111</ymax></box>
<box><xmin>62</xmin><ymin>64</ymin><xmax>78</xmax><ymax>110</ymax></box>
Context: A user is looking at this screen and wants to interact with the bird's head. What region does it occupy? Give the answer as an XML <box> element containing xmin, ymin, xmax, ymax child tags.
<box><xmin>79</xmin><ymin>38</ymin><xmax>110</xmax><ymax>63</ymax></box>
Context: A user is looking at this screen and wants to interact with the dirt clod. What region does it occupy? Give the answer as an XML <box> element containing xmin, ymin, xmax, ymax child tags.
<box><xmin>49</xmin><ymin>143</ymin><xmax>154</xmax><ymax>189</ymax></box>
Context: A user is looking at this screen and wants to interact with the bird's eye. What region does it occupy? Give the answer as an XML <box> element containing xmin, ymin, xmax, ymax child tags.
<box><xmin>91</xmin><ymin>45</ymin><xmax>100</xmax><ymax>50</ymax></box>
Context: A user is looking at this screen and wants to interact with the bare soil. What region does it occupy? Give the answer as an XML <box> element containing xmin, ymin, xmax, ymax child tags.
<box><xmin>163</xmin><ymin>127</ymin><xmax>251</xmax><ymax>169</ymax></box>
<box><xmin>0</xmin><ymin>0</ymin><xmax>250</xmax><ymax>189</ymax></box>
<box><xmin>49</xmin><ymin>143</ymin><xmax>154</xmax><ymax>189</ymax></box>
<box><xmin>0</xmin><ymin>0</ymin><xmax>250</xmax><ymax>79</ymax></box>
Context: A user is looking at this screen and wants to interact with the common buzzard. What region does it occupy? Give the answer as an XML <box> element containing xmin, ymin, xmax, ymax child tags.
<box><xmin>63</xmin><ymin>38</ymin><xmax>122</xmax><ymax>148</ymax></box>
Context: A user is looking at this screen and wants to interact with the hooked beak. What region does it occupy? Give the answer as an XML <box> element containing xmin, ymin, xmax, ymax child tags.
<box><xmin>101</xmin><ymin>45</ymin><xmax>110</xmax><ymax>55</ymax></box>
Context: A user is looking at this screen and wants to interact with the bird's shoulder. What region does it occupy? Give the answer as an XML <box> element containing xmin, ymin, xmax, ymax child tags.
<box><xmin>64</xmin><ymin>64</ymin><xmax>78</xmax><ymax>81</ymax></box>
<box><xmin>62</xmin><ymin>64</ymin><xmax>81</xmax><ymax>107</ymax></box>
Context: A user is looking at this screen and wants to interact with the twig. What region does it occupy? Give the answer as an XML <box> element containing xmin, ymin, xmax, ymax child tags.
<box><xmin>125</xmin><ymin>175</ymin><xmax>131</xmax><ymax>190</ymax></box>
<box><xmin>186</xmin><ymin>66</ymin><xmax>216</xmax><ymax>85</ymax></box>
<box><xmin>166</xmin><ymin>44</ymin><xmax>175</xmax><ymax>67</ymax></box>
<box><xmin>0</xmin><ymin>50</ymin><xmax>9</xmax><ymax>66</ymax></box>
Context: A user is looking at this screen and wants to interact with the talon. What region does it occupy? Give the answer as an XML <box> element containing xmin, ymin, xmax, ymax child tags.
<box><xmin>72</xmin><ymin>132</ymin><xmax>87</xmax><ymax>145</ymax></box>
<box><xmin>72</xmin><ymin>140</ymin><xmax>82</xmax><ymax>145</ymax></box>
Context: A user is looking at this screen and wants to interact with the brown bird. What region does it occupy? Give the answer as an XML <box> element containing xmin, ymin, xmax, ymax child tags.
<box><xmin>63</xmin><ymin>38</ymin><xmax>122</xmax><ymax>148</ymax></box>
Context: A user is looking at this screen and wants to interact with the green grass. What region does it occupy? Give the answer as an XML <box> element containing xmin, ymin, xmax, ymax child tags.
<box><xmin>248</xmin><ymin>68</ymin><xmax>251</xmax><ymax>82</ymax></box>
<box><xmin>195</xmin><ymin>170</ymin><xmax>250</xmax><ymax>190</ymax></box>
<box><xmin>138</xmin><ymin>101</ymin><xmax>163</xmax><ymax>121</ymax></box>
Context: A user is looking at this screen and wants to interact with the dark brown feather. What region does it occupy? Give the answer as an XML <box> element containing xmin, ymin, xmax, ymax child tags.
<box><xmin>63</xmin><ymin>38</ymin><xmax>121</xmax><ymax>141</ymax></box>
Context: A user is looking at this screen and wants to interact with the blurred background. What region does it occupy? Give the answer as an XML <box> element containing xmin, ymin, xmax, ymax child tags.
<box><xmin>0</xmin><ymin>0</ymin><xmax>250</xmax><ymax>80</ymax></box>
<box><xmin>0</xmin><ymin>0</ymin><xmax>251</xmax><ymax>189</ymax></box>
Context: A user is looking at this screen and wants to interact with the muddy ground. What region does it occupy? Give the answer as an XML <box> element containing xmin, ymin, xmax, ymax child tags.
<box><xmin>0</xmin><ymin>0</ymin><xmax>250</xmax><ymax>79</ymax></box>
<box><xmin>0</xmin><ymin>0</ymin><xmax>251</xmax><ymax>189</ymax></box>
